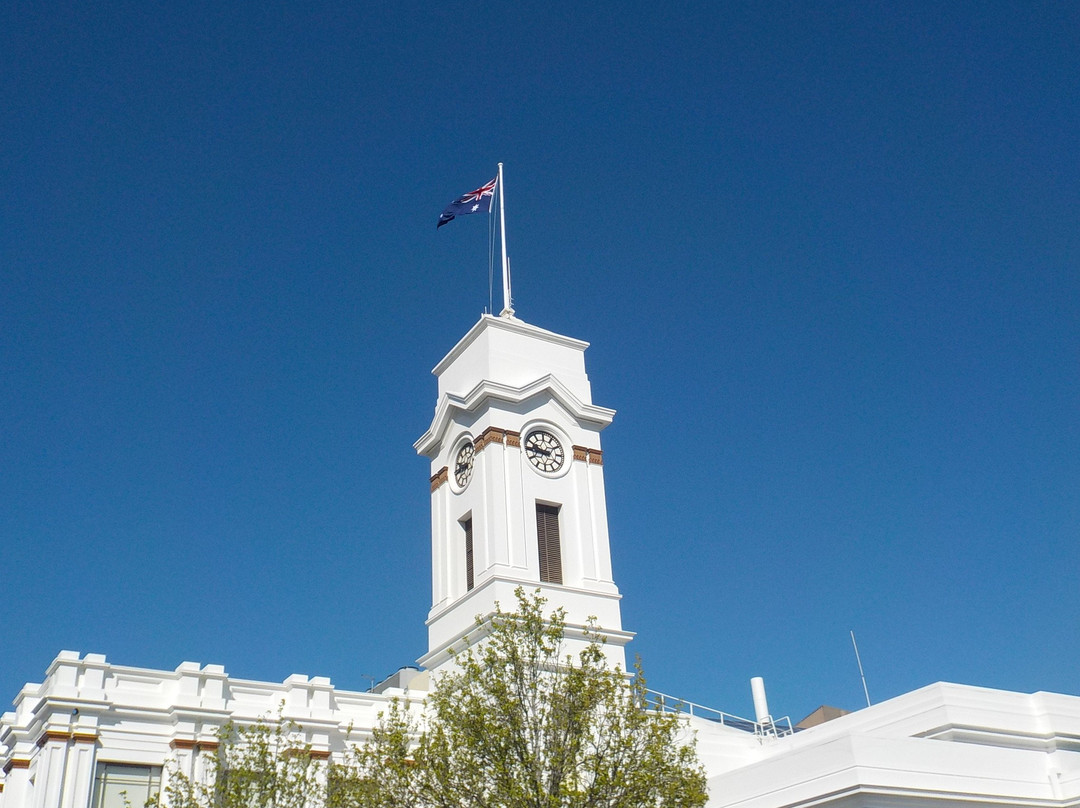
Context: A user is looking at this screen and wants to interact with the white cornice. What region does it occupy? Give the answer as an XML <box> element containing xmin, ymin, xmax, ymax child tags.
<box><xmin>431</xmin><ymin>315</ymin><xmax>590</xmax><ymax>377</ymax></box>
<box><xmin>414</xmin><ymin>374</ymin><xmax>615</xmax><ymax>457</ymax></box>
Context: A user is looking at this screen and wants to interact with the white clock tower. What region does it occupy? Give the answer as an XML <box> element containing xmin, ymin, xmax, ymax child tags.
<box><xmin>415</xmin><ymin>314</ymin><xmax>632</xmax><ymax>673</ymax></box>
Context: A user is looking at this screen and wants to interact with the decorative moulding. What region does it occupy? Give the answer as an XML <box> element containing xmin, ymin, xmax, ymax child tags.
<box><xmin>415</xmin><ymin>374</ymin><xmax>614</xmax><ymax>458</ymax></box>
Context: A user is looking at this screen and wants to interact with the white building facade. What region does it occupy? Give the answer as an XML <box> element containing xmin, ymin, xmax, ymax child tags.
<box><xmin>4</xmin><ymin>314</ymin><xmax>1079</xmax><ymax>808</ymax></box>
<box><xmin>414</xmin><ymin>315</ymin><xmax>632</xmax><ymax>673</ymax></box>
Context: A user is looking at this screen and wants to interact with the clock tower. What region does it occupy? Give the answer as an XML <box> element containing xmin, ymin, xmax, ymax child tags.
<box><xmin>415</xmin><ymin>314</ymin><xmax>632</xmax><ymax>673</ymax></box>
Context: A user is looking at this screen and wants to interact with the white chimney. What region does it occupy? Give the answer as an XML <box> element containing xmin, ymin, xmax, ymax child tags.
<box><xmin>751</xmin><ymin>676</ymin><xmax>772</xmax><ymax>725</ymax></box>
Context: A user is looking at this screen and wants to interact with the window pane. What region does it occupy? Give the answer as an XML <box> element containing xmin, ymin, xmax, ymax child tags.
<box><xmin>93</xmin><ymin>764</ymin><xmax>161</xmax><ymax>808</ymax></box>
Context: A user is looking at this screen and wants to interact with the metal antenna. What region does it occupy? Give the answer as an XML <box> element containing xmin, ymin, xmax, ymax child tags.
<box><xmin>850</xmin><ymin>630</ymin><xmax>872</xmax><ymax>708</ymax></box>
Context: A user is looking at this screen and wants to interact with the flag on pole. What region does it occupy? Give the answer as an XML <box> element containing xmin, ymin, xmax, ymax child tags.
<box><xmin>437</xmin><ymin>176</ymin><xmax>497</xmax><ymax>228</ymax></box>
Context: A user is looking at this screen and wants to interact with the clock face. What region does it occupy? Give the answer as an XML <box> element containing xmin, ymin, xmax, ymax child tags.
<box><xmin>524</xmin><ymin>430</ymin><xmax>564</xmax><ymax>473</ymax></box>
<box><xmin>454</xmin><ymin>442</ymin><xmax>475</xmax><ymax>489</ymax></box>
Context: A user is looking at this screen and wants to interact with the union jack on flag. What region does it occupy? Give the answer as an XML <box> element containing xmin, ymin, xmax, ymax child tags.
<box><xmin>437</xmin><ymin>176</ymin><xmax>497</xmax><ymax>228</ymax></box>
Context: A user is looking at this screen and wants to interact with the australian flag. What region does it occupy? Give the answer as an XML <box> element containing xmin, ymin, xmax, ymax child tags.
<box><xmin>437</xmin><ymin>176</ymin><xmax>497</xmax><ymax>228</ymax></box>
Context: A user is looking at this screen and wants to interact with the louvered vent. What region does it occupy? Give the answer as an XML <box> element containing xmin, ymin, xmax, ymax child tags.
<box><xmin>462</xmin><ymin>517</ymin><xmax>474</xmax><ymax>591</ymax></box>
<box><xmin>535</xmin><ymin>503</ymin><xmax>562</xmax><ymax>585</ymax></box>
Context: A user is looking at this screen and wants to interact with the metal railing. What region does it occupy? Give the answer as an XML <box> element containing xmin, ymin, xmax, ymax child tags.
<box><xmin>642</xmin><ymin>689</ymin><xmax>795</xmax><ymax>740</ymax></box>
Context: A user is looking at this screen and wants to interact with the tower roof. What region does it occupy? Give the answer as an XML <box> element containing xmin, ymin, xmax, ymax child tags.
<box><xmin>415</xmin><ymin>315</ymin><xmax>615</xmax><ymax>458</ymax></box>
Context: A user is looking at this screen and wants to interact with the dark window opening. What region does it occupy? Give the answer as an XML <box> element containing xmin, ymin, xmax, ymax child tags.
<box><xmin>462</xmin><ymin>517</ymin><xmax>474</xmax><ymax>591</ymax></box>
<box><xmin>535</xmin><ymin>503</ymin><xmax>562</xmax><ymax>585</ymax></box>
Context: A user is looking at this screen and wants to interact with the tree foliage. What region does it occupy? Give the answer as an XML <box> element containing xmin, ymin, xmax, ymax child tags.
<box><xmin>153</xmin><ymin>713</ymin><xmax>325</xmax><ymax>808</ymax></box>
<box><xmin>154</xmin><ymin>590</ymin><xmax>707</xmax><ymax>808</ymax></box>
<box><xmin>361</xmin><ymin>589</ymin><xmax>707</xmax><ymax>808</ymax></box>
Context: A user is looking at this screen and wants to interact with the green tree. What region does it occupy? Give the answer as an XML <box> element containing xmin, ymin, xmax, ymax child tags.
<box><xmin>155</xmin><ymin>590</ymin><xmax>707</xmax><ymax>808</ymax></box>
<box><xmin>362</xmin><ymin>589</ymin><xmax>707</xmax><ymax>808</ymax></box>
<box><xmin>153</xmin><ymin>712</ymin><xmax>325</xmax><ymax>808</ymax></box>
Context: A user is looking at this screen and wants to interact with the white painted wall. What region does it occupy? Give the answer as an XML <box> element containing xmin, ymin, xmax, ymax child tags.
<box><xmin>697</xmin><ymin>681</ymin><xmax>1080</xmax><ymax>807</ymax></box>
<box><xmin>415</xmin><ymin>315</ymin><xmax>628</xmax><ymax>673</ymax></box>
<box><xmin>0</xmin><ymin>651</ymin><xmax>417</xmax><ymax>808</ymax></box>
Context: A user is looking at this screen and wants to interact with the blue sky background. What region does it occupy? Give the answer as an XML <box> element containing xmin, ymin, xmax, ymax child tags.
<box><xmin>2</xmin><ymin>0</ymin><xmax>1077</xmax><ymax>723</ymax></box>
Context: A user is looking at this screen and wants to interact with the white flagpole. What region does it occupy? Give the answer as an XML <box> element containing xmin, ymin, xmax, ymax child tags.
<box><xmin>497</xmin><ymin>162</ymin><xmax>513</xmax><ymax>317</ymax></box>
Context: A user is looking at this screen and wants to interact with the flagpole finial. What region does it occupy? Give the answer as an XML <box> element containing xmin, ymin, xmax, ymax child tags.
<box><xmin>497</xmin><ymin>163</ymin><xmax>514</xmax><ymax>317</ymax></box>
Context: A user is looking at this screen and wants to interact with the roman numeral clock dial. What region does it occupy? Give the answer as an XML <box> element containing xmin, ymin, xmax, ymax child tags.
<box><xmin>524</xmin><ymin>430</ymin><xmax>564</xmax><ymax>473</ymax></box>
<box><xmin>454</xmin><ymin>442</ymin><xmax>475</xmax><ymax>489</ymax></box>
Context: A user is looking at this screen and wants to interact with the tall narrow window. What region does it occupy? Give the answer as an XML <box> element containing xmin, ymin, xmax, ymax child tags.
<box><xmin>535</xmin><ymin>503</ymin><xmax>562</xmax><ymax>585</ymax></box>
<box><xmin>462</xmin><ymin>516</ymin><xmax>474</xmax><ymax>591</ymax></box>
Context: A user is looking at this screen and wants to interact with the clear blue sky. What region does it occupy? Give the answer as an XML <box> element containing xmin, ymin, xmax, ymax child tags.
<box><xmin>2</xmin><ymin>0</ymin><xmax>1077</xmax><ymax>723</ymax></box>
